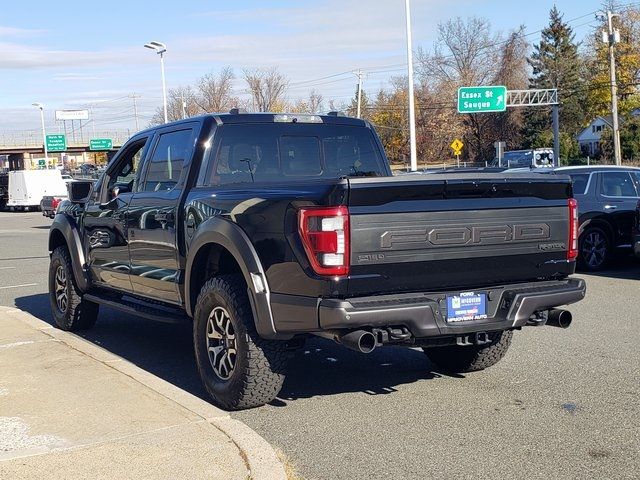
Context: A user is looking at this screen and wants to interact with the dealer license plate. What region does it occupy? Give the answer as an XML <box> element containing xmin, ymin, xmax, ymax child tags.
<box><xmin>446</xmin><ymin>292</ymin><xmax>487</xmax><ymax>323</ymax></box>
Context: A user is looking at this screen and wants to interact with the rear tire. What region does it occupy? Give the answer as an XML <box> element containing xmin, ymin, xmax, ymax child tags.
<box><xmin>424</xmin><ymin>330</ymin><xmax>513</xmax><ymax>373</ymax></box>
<box><xmin>578</xmin><ymin>226</ymin><xmax>610</xmax><ymax>271</ymax></box>
<box><xmin>193</xmin><ymin>274</ymin><xmax>288</xmax><ymax>410</ymax></box>
<box><xmin>49</xmin><ymin>246</ymin><xmax>98</xmax><ymax>331</ymax></box>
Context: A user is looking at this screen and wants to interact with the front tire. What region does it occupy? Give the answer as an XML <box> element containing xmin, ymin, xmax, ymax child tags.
<box><xmin>424</xmin><ymin>330</ymin><xmax>513</xmax><ymax>373</ymax></box>
<box><xmin>49</xmin><ymin>246</ymin><xmax>98</xmax><ymax>331</ymax></box>
<box><xmin>193</xmin><ymin>274</ymin><xmax>287</xmax><ymax>410</ymax></box>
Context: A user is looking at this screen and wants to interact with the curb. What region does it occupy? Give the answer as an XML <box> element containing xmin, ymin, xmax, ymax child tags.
<box><xmin>1</xmin><ymin>306</ymin><xmax>287</xmax><ymax>480</ymax></box>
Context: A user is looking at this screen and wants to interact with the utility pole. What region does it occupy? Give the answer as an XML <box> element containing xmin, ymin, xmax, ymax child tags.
<box><xmin>354</xmin><ymin>70</ymin><xmax>364</xmax><ymax>118</ymax></box>
<box><xmin>130</xmin><ymin>94</ymin><xmax>141</xmax><ymax>131</ymax></box>
<box><xmin>181</xmin><ymin>90</ymin><xmax>187</xmax><ymax>119</ymax></box>
<box><xmin>89</xmin><ymin>105</ymin><xmax>96</xmax><ymax>139</ymax></box>
<box><xmin>601</xmin><ymin>10</ymin><xmax>622</xmax><ymax>165</ymax></box>
<box><xmin>404</xmin><ymin>0</ymin><xmax>418</xmax><ymax>172</ymax></box>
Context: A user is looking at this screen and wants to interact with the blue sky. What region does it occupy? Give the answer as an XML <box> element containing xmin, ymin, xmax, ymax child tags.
<box><xmin>1</xmin><ymin>0</ymin><xmax>603</xmax><ymax>133</ymax></box>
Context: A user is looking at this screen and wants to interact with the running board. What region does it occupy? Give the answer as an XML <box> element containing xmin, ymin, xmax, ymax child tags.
<box><xmin>83</xmin><ymin>293</ymin><xmax>189</xmax><ymax>324</ymax></box>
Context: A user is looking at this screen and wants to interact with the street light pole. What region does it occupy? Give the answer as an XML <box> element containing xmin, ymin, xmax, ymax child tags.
<box><xmin>32</xmin><ymin>103</ymin><xmax>48</xmax><ymax>162</ymax></box>
<box><xmin>404</xmin><ymin>0</ymin><xmax>418</xmax><ymax>172</ymax></box>
<box><xmin>144</xmin><ymin>41</ymin><xmax>168</xmax><ymax>124</ymax></box>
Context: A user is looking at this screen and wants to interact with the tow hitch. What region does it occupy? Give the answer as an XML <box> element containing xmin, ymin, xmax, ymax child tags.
<box><xmin>456</xmin><ymin>331</ymin><xmax>492</xmax><ymax>346</ymax></box>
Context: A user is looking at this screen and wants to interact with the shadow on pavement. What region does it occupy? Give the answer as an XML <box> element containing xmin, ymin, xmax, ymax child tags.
<box><xmin>14</xmin><ymin>293</ymin><xmax>446</xmax><ymax>407</ymax></box>
<box><xmin>577</xmin><ymin>253</ymin><xmax>640</xmax><ymax>281</ymax></box>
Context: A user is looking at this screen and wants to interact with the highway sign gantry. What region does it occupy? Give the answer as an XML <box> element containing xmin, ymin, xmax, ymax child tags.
<box><xmin>45</xmin><ymin>134</ymin><xmax>66</xmax><ymax>152</ymax></box>
<box><xmin>458</xmin><ymin>86</ymin><xmax>507</xmax><ymax>113</ymax></box>
<box><xmin>89</xmin><ymin>138</ymin><xmax>113</xmax><ymax>151</ymax></box>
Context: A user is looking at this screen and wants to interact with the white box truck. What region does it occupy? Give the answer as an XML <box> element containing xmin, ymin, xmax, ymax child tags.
<box><xmin>7</xmin><ymin>170</ymin><xmax>68</xmax><ymax>211</ymax></box>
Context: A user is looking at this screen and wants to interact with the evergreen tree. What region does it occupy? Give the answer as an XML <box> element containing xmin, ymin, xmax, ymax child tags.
<box><xmin>347</xmin><ymin>87</ymin><xmax>371</xmax><ymax>120</ymax></box>
<box><xmin>524</xmin><ymin>7</ymin><xmax>585</xmax><ymax>154</ymax></box>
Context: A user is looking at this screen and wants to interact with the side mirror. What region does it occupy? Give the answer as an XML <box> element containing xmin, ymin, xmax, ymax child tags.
<box><xmin>68</xmin><ymin>180</ymin><xmax>93</xmax><ymax>204</ymax></box>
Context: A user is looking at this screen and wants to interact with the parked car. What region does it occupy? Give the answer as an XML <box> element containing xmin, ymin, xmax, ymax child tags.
<box><xmin>40</xmin><ymin>194</ymin><xmax>67</xmax><ymax>219</ymax></box>
<box><xmin>554</xmin><ymin>166</ymin><xmax>640</xmax><ymax>270</ymax></box>
<box><xmin>48</xmin><ymin>112</ymin><xmax>585</xmax><ymax>410</ymax></box>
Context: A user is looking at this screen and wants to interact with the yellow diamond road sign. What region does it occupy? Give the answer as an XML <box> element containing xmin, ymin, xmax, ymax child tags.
<box><xmin>450</xmin><ymin>139</ymin><xmax>463</xmax><ymax>154</ymax></box>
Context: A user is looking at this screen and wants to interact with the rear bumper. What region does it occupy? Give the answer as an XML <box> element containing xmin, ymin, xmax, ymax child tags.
<box><xmin>271</xmin><ymin>278</ymin><xmax>586</xmax><ymax>338</ymax></box>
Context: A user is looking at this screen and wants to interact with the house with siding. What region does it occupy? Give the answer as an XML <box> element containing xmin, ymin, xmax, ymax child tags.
<box><xmin>576</xmin><ymin>115</ymin><xmax>612</xmax><ymax>156</ymax></box>
<box><xmin>577</xmin><ymin>109</ymin><xmax>640</xmax><ymax>156</ymax></box>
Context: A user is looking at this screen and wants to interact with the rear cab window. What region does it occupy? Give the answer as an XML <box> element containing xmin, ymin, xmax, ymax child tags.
<box><xmin>203</xmin><ymin>123</ymin><xmax>386</xmax><ymax>186</ymax></box>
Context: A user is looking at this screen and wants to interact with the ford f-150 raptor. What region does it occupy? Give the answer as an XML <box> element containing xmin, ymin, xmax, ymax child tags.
<box><xmin>48</xmin><ymin>112</ymin><xmax>586</xmax><ymax>410</ymax></box>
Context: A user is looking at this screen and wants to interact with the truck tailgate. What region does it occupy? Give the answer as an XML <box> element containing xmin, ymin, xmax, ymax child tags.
<box><xmin>347</xmin><ymin>173</ymin><xmax>574</xmax><ymax>296</ymax></box>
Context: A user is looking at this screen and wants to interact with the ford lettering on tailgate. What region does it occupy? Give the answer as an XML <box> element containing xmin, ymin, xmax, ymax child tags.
<box><xmin>380</xmin><ymin>223</ymin><xmax>550</xmax><ymax>249</ymax></box>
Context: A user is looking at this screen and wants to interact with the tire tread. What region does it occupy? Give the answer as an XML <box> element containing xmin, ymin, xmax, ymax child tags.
<box><xmin>194</xmin><ymin>274</ymin><xmax>287</xmax><ymax>410</ymax></box>
<box><xmin>49</xmin><ymin>246</ymin><xmax>98</xmax><ymax>331</ymax></box>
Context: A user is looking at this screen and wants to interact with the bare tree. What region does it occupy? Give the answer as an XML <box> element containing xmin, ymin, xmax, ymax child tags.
<box><xmin>308</xmin><ymin>89</ymin><xmax>323</xmax><ymax>113</ymax></box>
<box><xmin>416</xmin><ymin>17</ymin><xmax>528</xmax><ymax>161</ymax></box>
<box><xmin>149</xmin><ymin>86</ymin><xmax>200</xmax><ymax>126</ymax></box>
<box><xmin>243</xmin><ymin>67</ymin><xmax>289</xmax><ymax>112</ymax></box>
<box><xmin>196</xmin><ymin>67</ymin><xmax>238</xmax><ymax>113</ymax></box>
<box><xmin>290</xmin><ymin>89</ymin><xmax>324</xmax><ymax>113</ymax></box>
<box><xmin>418</xmin><ymin>17</ymin><xmax>501</xmax><ymax>87</ymax></box>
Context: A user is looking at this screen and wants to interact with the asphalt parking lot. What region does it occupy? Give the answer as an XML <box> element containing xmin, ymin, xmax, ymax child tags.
<box><xmin>1</xmin><ymin>211</ymin><xmax>638</xmax><ymax>480</ymax></box>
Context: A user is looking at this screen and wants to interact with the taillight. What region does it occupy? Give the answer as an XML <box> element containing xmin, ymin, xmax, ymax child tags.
<box><xmin>298</xmin><ymin>206</ymin><xmax>350</xmax><ymax>276</ymax></box>
<box><xmin>51</xmin><ymin>198</ymin><xmax>61</xmax><ymax>210</ymax></box>
<box><xmin>568</xmin><ymin>198</ymin><xmax>578</xmax><ymax>260</ymax></box>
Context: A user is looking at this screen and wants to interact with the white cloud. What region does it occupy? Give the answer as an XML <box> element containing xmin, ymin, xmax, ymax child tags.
<box><xmin>0</xmin><ymin>26</ymin><xmax>45</xmax><ymax>38</ymax></box>
<box><xmin>52</xmin><ymin>73</ymin><xmax>104</xmax><ymax>82</ymax></box>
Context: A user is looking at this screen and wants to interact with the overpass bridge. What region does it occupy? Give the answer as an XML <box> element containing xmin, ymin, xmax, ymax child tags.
<box><xmin>0</xmin><ymin>130</ymin><xmax>130</xmax><ymax>155</ymax></box>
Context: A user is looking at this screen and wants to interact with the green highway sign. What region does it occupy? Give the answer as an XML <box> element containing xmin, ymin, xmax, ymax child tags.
<box><xmin>457</xmin><ymin>85</ymin><xmax>507</xmax><ymax>113</ymax></box>
<box><xmin>89</xmin><ymin>138</ymin><xmax>113</xmax><ymax>151</ymax></box>
<box><xmin>45</xmin><ymin>134</ymin><xmax>66</xmax><ymax>152</ymax></box>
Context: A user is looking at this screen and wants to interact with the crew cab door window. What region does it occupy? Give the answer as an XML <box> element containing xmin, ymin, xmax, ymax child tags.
<box><xmin>104</xmin><ymin>137</ymin><xmax>149</xmax><ymax>201</ymax></box>
<box><xmin>141</xmin><ymin>128</ymin><xmax>194</xmax><ymax>192</ymax></box>
<box><xmin>600</xmin><ymin>172</ymin><xmax>637</xmax><ymax>197</ymax></box>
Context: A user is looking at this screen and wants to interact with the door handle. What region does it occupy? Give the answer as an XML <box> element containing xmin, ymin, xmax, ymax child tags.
<box><xmin>604</xmin><ymin>205</ymin><xmax>618</xmax><ymax>210</ymax></box>
<box><xmin>154</xmin><ymin>211</ymin><xmax>174</xmax><ymax>222</ymax></box>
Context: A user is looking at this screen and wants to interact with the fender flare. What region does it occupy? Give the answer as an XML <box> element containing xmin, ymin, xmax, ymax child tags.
<box><xmin>185</xmin><ymin>217</ymin><xmax>285</xmax><ymax>340</ymax></box>
<box><xmin>49</xmin><ymin>214</ymin><xmax>90</xmax><ymax>292</ymax></box>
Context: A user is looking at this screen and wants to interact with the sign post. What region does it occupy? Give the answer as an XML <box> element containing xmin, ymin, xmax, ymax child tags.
<box><xmin>45</xmin><ymin>134</ymin><xmax>66</xmax><ymax>152</ymax></box>
<box><xmin>89</xmin><ymin>138</ymin><xmax>113</xmax><ymax>151</ymax></box>
<box><xmin>450</xmin><ymin>138</ymin><xmax>464</xmax><ymax>167</ymax></box>
<box><xmin>458</xmin><ymin>86</ymin><xmax>507</xmax><ymax>114</ymax></box>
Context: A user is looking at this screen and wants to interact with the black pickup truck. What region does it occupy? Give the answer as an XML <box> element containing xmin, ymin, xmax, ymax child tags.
<box><xmin>48</xmin><ymin>112</ymin><xmax>586</xmax><ymax>410</ymax></box>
